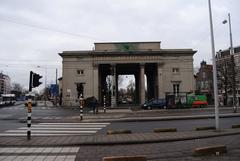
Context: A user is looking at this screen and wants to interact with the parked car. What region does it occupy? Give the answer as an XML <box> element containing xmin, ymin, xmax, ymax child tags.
<box><xmin>142</xmin><ymin>98</ymin><xmax>166</xmax><ymax>110</ymax></box>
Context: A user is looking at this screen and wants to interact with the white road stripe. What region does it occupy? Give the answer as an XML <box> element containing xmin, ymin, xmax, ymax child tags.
<box><xmin>32</xmin><ymin>124</ymin><xmax>107</xmax><ymax>128</ymax></box>
<box><xmin>40</xmin><ymin>122</ymin><xmax>110</xmax><ymax>125</ymax></box>
<box><xmin>19</xmin><ymin>127</ymin><xmax>102</xmax><ymax>130</ymax></box>
<box><xmin>6</xmin><ymin>130</ymin><xmax>97</xmax><ymax>133</ymax></box>
<box><xmin>0</xmin><ymin>122</ymin><xmax>109</xmax><ymax>136</ymax></box>
<box><xmin>0</xmin><ymin>133</ymin><xmax>91</xmax><ymax>136</ymax></box>
<box><xmin>0</xmin><ymin>147</ymin><xmax>79</xmax><ymax>153</ymax></box>
<box><xmin>0</xmin><ymin>147</ymin><xmax>79</xmax><ymax>161</ymax></box>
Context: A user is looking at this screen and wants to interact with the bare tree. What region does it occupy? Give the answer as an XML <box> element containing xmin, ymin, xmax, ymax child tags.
<box><xmin>217</xmin><ymin>60</ymin><xmax>231</xmax><ymax>105</ymax></box>
<box><xmin>118</xmin><ymin>75</ymin><xmax>124</xmax><ymax>87</ymax></box>
<box><xmin>11</xmin><ymin>83</ymin><xmax>23</xmax><ymax>92</ymax></box>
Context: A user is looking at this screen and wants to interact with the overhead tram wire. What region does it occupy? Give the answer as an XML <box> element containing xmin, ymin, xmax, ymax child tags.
<box><xmin>0</xmin><ymin>16</ymin><xmax>106</xmax><ymax>41</ymax></box>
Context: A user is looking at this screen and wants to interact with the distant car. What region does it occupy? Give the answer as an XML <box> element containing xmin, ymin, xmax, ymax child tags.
<box><xmin>142</xmin><ymin>98</ymin><xmax>166</xmax><ymax>110</ymax></box>
<box><xmin>24</xmin><ymin>93</ymin><xmax>37</xmax><ymax>106</ymax></box>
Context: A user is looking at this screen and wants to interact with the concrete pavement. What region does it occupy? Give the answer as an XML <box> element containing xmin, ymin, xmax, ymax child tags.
<box><xmin>1</xmin><ymin>107</ymin><xmax>240</xmax><ymax>160</ymax></box>
<box><xmin>1</xmin><ymin>107</ymin><xmax>240</xmax><ymax>146</ymax></box>
<box><xmin>0</xmin><ymin>128</ymin><xmax>240</xmax><ymax>147</ymax></box>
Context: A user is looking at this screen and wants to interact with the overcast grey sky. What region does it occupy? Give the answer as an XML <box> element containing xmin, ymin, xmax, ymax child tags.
<box><xmin>0</xmin><ymin>0</ymin><xmax>239</xmax><ymax>91</ymax></box>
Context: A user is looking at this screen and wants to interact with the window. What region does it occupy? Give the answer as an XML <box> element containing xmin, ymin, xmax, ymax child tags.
<box><xmin>202</xmin><ymin>72</ymin><xmax>206</xmax><ymax>79</ymax></box>
<box><xmin>77</xmin><ymin>69</ymin><xmax>84</xmax><ymax>76</ymax></box>
<box><xmin>172</xmin><ymin>68</ymin><xmax>179</xmax><ymax>73</ymax></box>
<box><xmin>173</xmin><ymin>84</ymin><xmax>180</xmax><ymax>95</ymax></box>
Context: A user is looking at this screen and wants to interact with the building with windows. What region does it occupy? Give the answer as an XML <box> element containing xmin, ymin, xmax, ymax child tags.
<box><xmin>59</xmin><ymin>42</ymin><xmax>197</xmax><ymax>107</ymax></box>
<box><xmin>0</xmin><ymin>72</ymin><xmax>11</xmax><ymax>94</ymax></box>
<box><xmin>216</xmin><ymin>46</ymin><xmax>240</xmax><ymax>106</ymax></box>
<box><xmin>195</xmin><ymin>61</ymin><xmax>213</xmax><ymax>104</ymax></box>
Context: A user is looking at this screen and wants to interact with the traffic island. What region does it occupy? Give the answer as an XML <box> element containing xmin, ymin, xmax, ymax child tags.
<box><xmin>193</xmin><ymin>145</ymin><xmax>227</xmax><ymax>156</ymax></box>
<box><xmin>195</xmin><ymin>126</ymin><xmax>216</xmax><ymax>131</ymax></box>
<box><xmin>232</xmin><ymin>124</ymin><xmax>240</xmax><ymax>128</ymax></box>
<box><xmin>107</xmin><ymin>129</ymin><xmax>132</xmax><ymax>135</ymax></box>
<box><xmin>102</xmin><ymin>156</ymin><xmax>147</xmax><ymax>161</ymax></box>
<box><xmin>153</xmin><ymin>128</ymin><xmax>177</xmax><ymax>133</ymax></box>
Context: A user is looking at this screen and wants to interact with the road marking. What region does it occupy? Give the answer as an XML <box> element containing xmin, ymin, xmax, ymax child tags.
<box><xmin>33</xmin><ymin>123</ymin><xmax>109</xmax><ymax>128</ymax></box>
<box><xmin>40</xmin><ymin>122</ymin><xmax>110</xmax><ymax>125</ymax></box>
<box><xmin>0</xmin><ymin>147</ymin><xmax>79</xmax><ymax>161</ymax></box>
<box><xmin>0</xmin><ymin>133</ymin><xmax>91</xmax><ymax>136</ymax></box>
<box><xmin>0</xmin><ymin>122</ymin><xmax>109</xmax><ymax>136</ymax></box>
<box><xmin>6</xmin><ymin>130</ymin><xmax>97</xmax><ymax>133</ymax></box>
<box><xmin>18</xmin><ymin>127</ymin><xmax>102</xmax><ymax>130</ymax></box>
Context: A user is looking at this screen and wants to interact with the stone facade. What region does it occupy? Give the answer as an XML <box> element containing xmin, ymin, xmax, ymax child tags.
<box><xmin>59</xmin><ymin>42</ymin><xmax>196</xmax><ymax>107</ymax></box>
<box><xmin>195</xmin><ymin>61</ymin><xmax>213</xmax><ymax>104</ymax></box>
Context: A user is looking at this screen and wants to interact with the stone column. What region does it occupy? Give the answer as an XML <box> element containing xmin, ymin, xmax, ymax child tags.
<box><xmin>93</xmin><ymin>64</ymin><xmax>99</xmax><ymax>99</ymax></box>
<box><xmin>140</xmin><ymin>63</ymin><xmax>145</xmax><ymax>104</ymax></box>
<box><xmin>157</xmin><ymin>63</ymin><xmax>164</xmax><ymax>98</ymax></box>
<box><xmin>111</xmin><ymin>64</ymin><xmax>117</xmax><ymax>107</ymax></box>
<box><xmin>134</xmin><ymin>73</ymin><xmax>139</xmax><ymax>104</ymax></box>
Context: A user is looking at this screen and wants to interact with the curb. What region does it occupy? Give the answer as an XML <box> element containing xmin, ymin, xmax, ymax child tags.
<box><xmin>107</xmin><ymin>129</ymin><xmax>132</xmax><ymax>135</ymax></box>
<box><xmin>153</xmin><ymin>128</ymin><xmax>177</xmax><ymax>133</ymax></box>
<box><xmin>80</xmin><ymin>113</ymin><xmax>240</xmax><ymax>123</ymax></box>
<box><xmin>195</xmin><ymin>126</ymin><xmax>216</xmax><ymax>131</ymax></box>
<box><xmin>1</xmin><ymin>129</ymin><xmax>240</xmax><ymax>147</ymax></box>
<box><xmin>193</xmin><ymin>145</ymin><xmax>227</xmax><ymax>156</ymax></box>
<box><xmin>102</xmin><ymin>156</ymin><xmax>147</xmax><ymax>161</ymax></box>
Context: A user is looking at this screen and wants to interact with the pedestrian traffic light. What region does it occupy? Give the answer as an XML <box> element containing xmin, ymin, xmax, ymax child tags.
<box><xmin>33</xmin><ymin>73</ymin><xmax>42</xmax><ymax>88</ymax></box>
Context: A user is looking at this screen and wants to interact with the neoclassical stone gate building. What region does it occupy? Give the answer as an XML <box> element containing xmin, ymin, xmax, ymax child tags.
<box><xmin>59</xmin><ymin>42</ymin><xmax>196</xmax><ymax>107</ymax></box>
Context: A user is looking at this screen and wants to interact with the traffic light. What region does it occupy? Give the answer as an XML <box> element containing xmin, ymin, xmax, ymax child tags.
<box><xmin>29</xmin><ymin>71</ymin><xmax>42</xmax><ymax>91</ymax></box>
<box><xmin>33</xmin><ymin>73</ymin><xmax>42</xmax><ymax>88</ymax></box>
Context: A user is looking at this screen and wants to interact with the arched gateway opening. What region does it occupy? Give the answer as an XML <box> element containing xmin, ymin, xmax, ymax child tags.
<box><xmin>59</xmin><ymin>42</ymin><xmax>196</xmax><ymax>107</ymax></box>
<box><xmin>99</xmin><ymin>63</ymin><xmax>158</xmax><ymax>107</ymax></box>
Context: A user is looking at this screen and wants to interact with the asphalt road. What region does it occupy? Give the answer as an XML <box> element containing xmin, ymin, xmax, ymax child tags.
<box><xmin>97</xmin><ymin>117</ymin><xmax>240</xmax><ymax>134</ymax></box>
<box><xmin>0</xmin><ymin>102</ymin><xmax>91</xmax><ymax>133</ymax></box>
<box><xmin>1</xmin><ymin>102</ymin><xmax>240</xmax><ymax>134</ymax></box>
<box><xmin>0</xmin><ymin>101</ymin><xmax>90</xmax><ymax>120</ymax></box>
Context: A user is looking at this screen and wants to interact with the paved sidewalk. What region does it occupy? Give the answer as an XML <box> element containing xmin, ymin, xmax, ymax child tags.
<box><xmin>0</xmin><ymin>128</ymin><xmax>240</xmax><ymax>147</ymax></box>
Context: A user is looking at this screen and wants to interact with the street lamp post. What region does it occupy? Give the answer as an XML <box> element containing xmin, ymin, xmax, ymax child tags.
<box><xmin>208</xmin><ymin>0</ymin><xmax>220</xmax><ymax>130</ymax></box>
<box><xmin>223</xmin><ymin>13</ymin><xmax>237</xmax><ymax>113</ymax></box>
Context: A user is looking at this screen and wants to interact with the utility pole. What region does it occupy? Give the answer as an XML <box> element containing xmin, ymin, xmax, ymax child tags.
<box><xmin>55</xmin><ymin>68</ymin><xmax>58</xmax><ymax>106</ymax></box>
<box><xmin>208</xmin><ymin>0</ymin><xmax>220</xmax><ymax>130</ymax></box>
<box><xmin>228</xmin><ymin>13</ymin><xmax>236</xmax><ymax>113</ymax></box>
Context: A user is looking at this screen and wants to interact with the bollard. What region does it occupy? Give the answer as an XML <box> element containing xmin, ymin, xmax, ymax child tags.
<box><xmin>27</xmin><ymin>99</ymin><xmax>32</xmax><ymax>140</ymax></box>
<box><xmin>79</xmin><ymin>94</ymin><xmax>83</xmax><ymax>120</ymax></box>
<box><xmin>104</xmin><ymin>95</ymin><xmax>106</xmax><ymax>113</ymax></box>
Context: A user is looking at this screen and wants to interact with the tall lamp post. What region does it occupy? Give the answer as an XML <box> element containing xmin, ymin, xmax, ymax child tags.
<box><xmin>208</xmin><ymin>0</ymin><xmax>220</xmax><ymax>130</ymax></box>
<box><xmin>37</xmin><ymin>66</ymin><xmax>47</xmax><ymax>106</ymax></box>
<box><xmin>223</xmin><ymin>13</ymin><xmax>237</xmax><ymax>113</ymax></box>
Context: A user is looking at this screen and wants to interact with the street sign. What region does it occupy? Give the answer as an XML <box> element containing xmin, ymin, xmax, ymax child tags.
<box><xmin>50</xmin><ymin>84</ymin><xmax>59</xmax><ymax>97</ymax></box>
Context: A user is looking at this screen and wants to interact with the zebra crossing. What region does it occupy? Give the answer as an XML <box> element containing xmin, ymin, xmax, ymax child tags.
<box><xmin>2</xmin><ymin>106</ymin><xmax>58</xmax><ymax>110</ymax></box>
<box><xmin>0</xmin><ymin>147</ymin><xmax>79</xmax><ymax>161</ymax></box>
<box><xmin>0</xmin><ymin>122</ymin><xmax>110</xmax><ymax>136</ymax></box>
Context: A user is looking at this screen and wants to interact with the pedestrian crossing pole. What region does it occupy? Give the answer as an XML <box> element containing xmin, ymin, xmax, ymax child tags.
<box><xmin>103</xmin><ymin>95</ymin><xmax>106</xmax><ymax>113</ymax></box>
<box><xmin>80</xmin><ymin>94</ymin><xmax>83</xmax><ymax>120</ymax></box>
<box><xmin>27</xmin><ymin>99</ymin><xmax>32</xmax><ymax>140</ymax></box>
